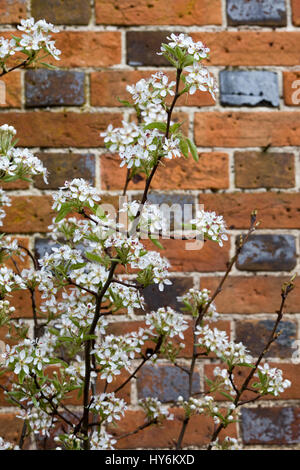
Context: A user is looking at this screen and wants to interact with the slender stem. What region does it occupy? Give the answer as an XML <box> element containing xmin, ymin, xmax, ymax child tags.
<box><xmin>206</xmin><ymin>278</ymin><xmax>294</xmax><ymax>450</ymax></box>
<box><xmin>175</xmin><ymin>213</ymin><xmax>258</xmax><ymax>450</ymax></box>
<box><xmin>0</xmin><ymin>58</ymin><xmax>30</xmax><ymax>77</ymax></box>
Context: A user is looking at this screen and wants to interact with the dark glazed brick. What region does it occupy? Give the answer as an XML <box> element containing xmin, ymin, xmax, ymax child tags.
<box><xmin>31</xmin><ymin>0</ymin><xmax>91</xmax><ymax>25</ymax></box>
<box><xmin>127</xmin><ymin>31</ymin><xmax>171</xmax><ymax>66</ymax></box>
<box><xmin>138</xmin><ymin>364</ymin><xmax>200</xmax><ymax>402</ymax></box>
<box><xmin>25</xmin><ymin>70</ymin><xmax>85</xmax><ymax>107</ymax></box>
<box><xmin>34</xmin><ymin>153</ymin><xmax>95</xmax><ymax>189</ymax></box>
<box><xmin>227</xmin><ymin>0</ymin><xmax>287</xmax><ymax>26</ymax></box>
<box><xmin>220</xmin><ymin>71</ymin><xmax>279</xmax><ymax>107</ymax></box>
<box><xmin>235</xmin><ymin>152</ymin><xmax>295</xmax><ymax>189</ymax></box>
<box><xmin>140</xmin><ymin>277</ymin><xmax>194</xmax><ymax>313</ymax></box>
<box><xmin>235</xmin><ymin>320</ymin><xmax>297</xmax><ymax>358</ymax></box>
<box><xmin>236</xmin><ymin>234</ymin><xmax>296</xmax><ymax>272</ymax></box>
<box><xmin>241</xmin><ymin>407</ymin><xmax>300</xmax><ymax>445</ymax></box>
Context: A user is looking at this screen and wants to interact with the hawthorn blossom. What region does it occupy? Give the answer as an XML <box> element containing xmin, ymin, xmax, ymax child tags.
<box><xmin>0</xmin><ymin>437</ymin><xmax>19</xmax><ymax>450</ymax></box>
<box><xmin>189</xmin><ymin>209</ymin><xmax>228</xmax><ymax>247</ymax></box>
<box><xmin>163</xmin><ymin>136</ymin><xmax>181</xmax><ymax>160</ymax></box>
<box><xmin>0</xmin><ymin>38</ymin><xmax>16</xmax><ymax>59</ymax></box>
<box><xmin>0</xmin><ymin>189</ymin><xmax>11</xmax><ymax>226</ymax></box>
<box><xmin>17</xmin><ymin>408</ymin><xmax>55</xmax><ymax>437</ymax></box>
<box><xmin>139</xmin><ymin>397</ymin><xmax>174</xmax><ymax>422</ymax></box>
<box><xmin>185</xmin><ymin>62</ymin><xmax>218</xmax><ymax>99</ymax></box>
<box><xmin>159</xmin><ymin>33</ymin><xmax>210</xmax><ymax>62</ymax></box>
<box><xmin>255</xmin><ymin>364</ymin><xmax>291</xmax><ymax>397</ymax></box>
<box><xmin>89</xmin><ymin>430</ymin><xmax>116</xmax><ymax>450</ymax></box>
<box><xmin>211</xmin><ymin>437</ymin><xmax>241</xmax><ymax>451</ymax></box>
<box><xmin>195</xmin><ymin>325</ymin><xmax>253</xmax><ymax>367</ymax></box>
<box><xmin>52</xmin><ymin>179</ymin><xmax>101</xmax><ymax>211</ymax></box>
<box><xmin>90</xmin><ymin>393</ymin><xmax>127</xmax><ymax>423</ymax></box>
<box><xmin>178</xmin><ymin>288</ymin><xmax>219</xmax><ymax>321</ymax></box>
<box><xmin>145</xmin><ymin>307</ymin><xmax>188</xmax><ymax>340</ymax></box>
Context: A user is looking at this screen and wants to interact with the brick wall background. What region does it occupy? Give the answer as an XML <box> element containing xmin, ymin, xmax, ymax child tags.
<box><xmin>0</xmin><ymin>0</ymin><xmax>300</xmax><ymax>449</ymax></box>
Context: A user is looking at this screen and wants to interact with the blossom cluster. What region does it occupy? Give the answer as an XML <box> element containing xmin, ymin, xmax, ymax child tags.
<box><xmin>139</xmin><ymin>397</ymin><xmax>174</xmax><ymax>422</ymax></box>
<box><xmin>254</xmin><ymin>364</ymin><xmax>291</xmax><ymax>397</ymax></box>
<box><xmin>0</xmin><ymin>125</ymin><xmax>48</xmax><ymax>184</ymax></box>
<box><xmin>145</xmin><ymin>307</ymin><xmax>188</xmax><ymax>340</ymax></box>
<box><xmin>0</xmin><ymin>18</ymin><xmax>60</xmax><ymax>66</ymax></box>
<box><xmin>90</xmin><ymin>393</ymin><xmax>127</xmax><ymax>423</ymax></box>
<box><xmin>195</xmin><ymin>325</ymin><xmax>253</xmax><ymax>367</ymax></box>
<box><xmin>189</xmin><ymin>209</ymin><xmax>228</xmax><ymax>247</ymax></box>
<box><xmin>178</xmin><ymin>288</ymin><xmax>219</xmax><ymax>321</ymax></box>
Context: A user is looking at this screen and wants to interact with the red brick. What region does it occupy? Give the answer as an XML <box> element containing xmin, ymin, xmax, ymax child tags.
<box><xmin>52</xmin><ymin>31</ymin><xmax>121</xmax><ymax>67</ymax></box>
<box><xmin>283</xmin><ymin>71</ymin><xmax>300</xmax><ymax>106</ymax></box>
<box><xmin>127</xmin><ymin>31</ymin><xmax>300</xmax><ymax>67</ymax></box>
<box><xmin>101</xmin><ymin>152</ymin><xmax>228</xmax><ymax>190</ymax></box>
<box><xmin>143</xmin><ymin>237</ymin><xmax>230</xmax><ymax>272</ymax></box>
<box><xmin>91</xmin><ymin>70</ymin><xmax>214</xmax><ymax>107</ymax></box>
<box><xmin>234</xmin><ymin>152</ymin><xmax>295</xmax><ymax>189</ymax></box>
<box><xmin>0</xmin><ymin>112</ymin><xmax>122</xmax><ymax>148</ymax></box>
<box><xmin>0</xmin><ymin>413</ymin><xmax>22</xmax><ymax>445</ymax></box>
<box><xmin>111</xmin><ymin>409</ymin><xmax>237</xmax><ymax>449</ymax></box>
<box><xmin>2</xmin><ymin>196</ymin><xmax>54</xmax><ymax>233</ymax></box>
<box><xmin>0</xmin><ymin>1</ymin><xmax>26</xmax><ymax>24</ymax></box>
<box><xmin>201</xmin><ymin>276</ymin><xmax>300</xmax><ymax>314</ymax></box>
<box><xmin>198</xmin><ymin>193</ymin><xmax>300</xmax><ymax>229</ymax></box>
<box><xmin>95</xmin><ymin>0</ymin><xmax>222</xmax><ymax>25</ymax></box>
<box><xmin>0</xmin><ymin>72</ymin><xmax>21</xmax><ymax>108</ymax></box>
<box><xmin>194</xmin><ymin>112</ymin><xmax>300</xmax><ymax>147</ymax></box>
<box><xmin>291</xmin><ymin>0</ymin><xmax>300</xmax><ymax>26</ymax></box>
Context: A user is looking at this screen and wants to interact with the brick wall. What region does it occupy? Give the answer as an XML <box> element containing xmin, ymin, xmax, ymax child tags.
<box><xmin>0</xmin><ymin>0</ymin><xmax>300</xmax><ymax>449</ymax></box>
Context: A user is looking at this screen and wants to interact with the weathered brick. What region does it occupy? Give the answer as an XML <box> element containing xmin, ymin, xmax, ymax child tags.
<box><xmin>2</xmin><ymin>196</ymin><xmax>54</xmax><ymax>233</ymax></box>
<box><xmin>198</xmin><ymin>193</ymin><xmax>300</xmax><ymax>229</ymax></box>
<box><xmin>127</xmin><ymin>31</ymin><xmax>300</xmax><ymax>66</ymax></box>
<box><xmin>101</xmin><ymin>152</ymin><xmax>229</xmax><ymax>190</ymax></box>
<box><xmin>220</xmin><ymin>71</ymin><xmax>279</xmax><ymax>107</ymax></box>
<box><xmin>234</xmin><ymin>152</ymin><xmax>295</xmax><ymax>189</ymax></box>
<box><xmin>0</xmin><ymin>72</ymin><xmax>21</xmax><ymax>108</ymax></box>
<box><xmin>235</xmin><ymin>320</ymin><xmax>297</xmax><ymax>358</ymax></box>
<box><xmin>51</xmin><ymin>31</ymin><xmax>121</xmax><ymax>67</ymax></box>
<box><xmin>241</xmin><ymin>407</ymin><xmax>300</xmax><ymax>445</ymax></box>
<box><xmin>236</xmin><ymin>234</ymin><xmax>297</xmax><ymax>272</ymax></box>
<box><xmin>138</xmin><ymin>364</ymin><xmax>200</xmax><ymax>402</ymax></box>
<box><xmin>111</xmin><ymin>409</ymin><xmax>237</xmax><ymax>449</ymax></box>
<box><xmin>31</xmin><ymin>0</ymin><xmax>91</xmax><ymax>25</ymax></box>
<box><xmin>201</xmin><ymin>276</ymin><xmax>300</xmax><ymax>314</ymax></box>
<box><xmin>292</xmin><ymin>0</ymin><xmax>300</xmax><ymax>26</ymax></box>
<box><xmin>0</xmin><ymin>0</ymin><xmax>26</xmax><ymax>24</ymax></box>
<box><xmin>283</xmin><ymin>71</ymin><xmax>300</xmax><ymax>106</ymax></box>
<box><xmin>96</xmin><ymin>0</ymin><xmax>222</xmax><ymax>25</ymax></box>
<box><xmin>91</xmin><ymin>70</ymin><xmax>215</xmax><ymax>107</ymax></box>
<box><xmin>195</xmin><ymin>112</ymin><xmax>300</xmax><ymax>147</ymax></box>
<box><xmin>34</xmin><ymin>153</ymin><xmax>95</xmax><ymax>189</ymax></box>
<box><xmin>226</xmin><ymin>0</ymin><xmax>287</xmax><ymax>26</ymax></box>
<box><xmin>143</xmin><ymin>237</ymin><xmax>230</xmax><ymax>272</ymax></box>
<box><xmin>0</xmin><ymin>112</ymin><xmax>122</xmax><ymax>148</ymax></box>
<box><xmin>25</xmin><ymin>70</ymin><xmax>85</xmax><ymax>107</ymax></box>
<box><xmin>0</xmin><ymin>413</ymin><xmax>22</xmax><ymax>445</ymax></box>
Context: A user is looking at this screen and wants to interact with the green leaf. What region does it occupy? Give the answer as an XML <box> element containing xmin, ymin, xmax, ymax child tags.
<box><xmin>40</xmin><ymin>62</ymin><xmax>58</xmax><ymax>70</ymax></box>
<box><xmin>149</xmin><ymin>236</ymin><xmax>164</xmax><ymax>250</ymax></box>
<box><xmin>117</xmin><ymin>97</ymin><xmax>132</xmax><ymax>108</ymax></box>
<box><xmin>220</xmin><ymin>391</ymin><xmax>235</xmax><ymax>402</ymax></box>
<box><xmin>55</xmin><ymin>204</ymin><xmax>73</xmax><ymax>223</ymax></box>
<box><xmin>69</xmin><ymin>262</ymin><xmax>86</xmax><ymax>270</ymax></box>
<box><xmin>85</xmin><ymin>252</ymin><xmax>103</xmax><ymax>264</ymax></box>
<box><xmin>169</xmin><ymin>122</ymin><xmax>182</xmax><ymax>134</ymax></box>
<box><xmin>144</xmin><ymin>122</ymin><xmax>167</xmax><ymax>132</ymax></box>
<box><xmin>187</xmin><ymin>138</ymin><xmax>199</xmax><ymax>162</ymax></box>
<box><xmin>179</xmin><ymin>137</ymin><xmax>189</xmax><ymax>158</ymax></box>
